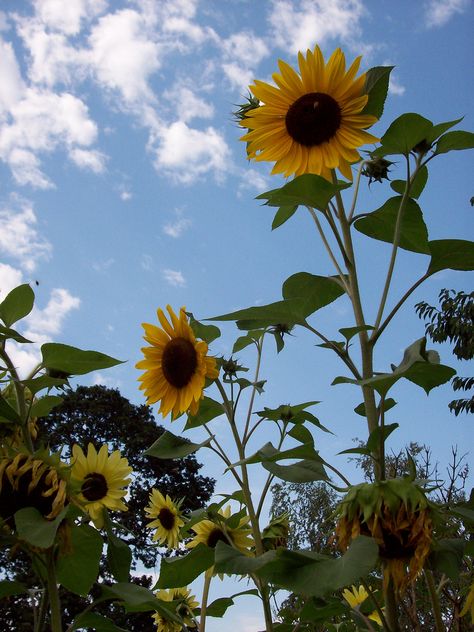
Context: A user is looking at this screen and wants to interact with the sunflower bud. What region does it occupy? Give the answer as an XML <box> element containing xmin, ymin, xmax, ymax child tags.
<box><xmin>233</xmin><ymin>93</ymin><xmax>260</xmax><ymax>125</ymax></box>
<box><xmin>262</xmin><ymin>513</ymin><xmax>289</xmax><ymax>550</ymax></box>
<box><xmin>362</xmin><ymin>157</ymin><xmax>393</xmax><ymax>185</ymax></box>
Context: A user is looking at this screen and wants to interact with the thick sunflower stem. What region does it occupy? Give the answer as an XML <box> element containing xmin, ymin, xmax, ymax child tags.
<box><xmin>46</xmin><ymin>550</ymin><xmax>62</xmax><ymax>632</ymax></box>
<box><xmin>383</xmin><ymin>574</ymin><xmax>401</xmax><ymax>632</ymax></box>
<box><xmin>424</xmin><ymin>569</ymin><xmax>444</xmax><ymax>632</ymax></box>
<box><xmin>199</xmin><ymin>571</ymin><xmax>212</xmax><ymax>632</ymax></box>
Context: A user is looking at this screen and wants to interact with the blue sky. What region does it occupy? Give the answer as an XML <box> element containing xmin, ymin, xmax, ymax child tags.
<box><xmin>0</xmin><ymin>1</ymin><xmax>473</xmax><ymax>629</ymax></box>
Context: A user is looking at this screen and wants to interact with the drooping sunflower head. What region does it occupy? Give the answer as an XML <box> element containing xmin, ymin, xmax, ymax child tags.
<box><xmin>335</xmin><ymin>479</ymin><xmax>433</xmax><ymax>594</ymax></box>
<box><xmin>70</xmin><ymin>443</ymin><xmax>132</xmax><ymax>529</ymax></box>
<box><xmin>152</xmin><ymin>587</ymin><xmax>198</xmax><ymax>631</ymax></box>
<box><xmin>240</xmin><ymin>45</ymin><xmax>379</xmax><ymax>181</ymax></box>
<box><xmin>0</xmin><ymin>452</ymin><xmax>68</xmax><ymax>528</ymax></box>
<box><xmin>187</xmin><ymin>505</ymin><xmax>254</xmax><ymax>554</ymax></box>
<box><xmin>145</xmin><ymin>488</ymin><xmax>185</xmax><ymax>549</ymax></box>
<box><xmin>136</xmin><ymin>306</ymin><xmax>219</xmax><ymax>419</ymax></box>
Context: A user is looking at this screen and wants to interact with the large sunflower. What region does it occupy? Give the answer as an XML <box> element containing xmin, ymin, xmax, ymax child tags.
<box><xmin>187</xmin><ymin>505</ymin><xmax>253</xmax><ymax>553</ymax></box>
<box><xmin>136</xmin><ymin>305</ymin><xmax>219</xmax><ymax>419</ymax></box>
<box><xmin>145</xmin><ymin>488</ymin><xmax>184</xmax><ymax>549</ymax></box>
<box><xmin>240</xmin><ymin>45</ymin><xmax>378</xmax><ymax>180</ymax></box>
<box><xmin>152</xmin><ymin>587</ymin><xmax>198</xmax><ymax>632</ymax></box>
<box><xmin>70</xmin><ymin>443</ymin><xmax>132</xmax><ymax>529</ymax></box>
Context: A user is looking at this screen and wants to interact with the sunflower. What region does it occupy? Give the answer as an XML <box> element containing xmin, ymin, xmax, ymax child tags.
<box><xmin>0</xmin><ymin>453</ymin><xmax>67</xmax><ymax>527</ymax></box>
<box><xmin>152</xmin><ymin>587</ymin><xmax>198</xmax><ymax>632</ymax></box>
<box><xmin>187</xmin><ymin>505</ymin><xmax>254</xmax><ymax>553</ymax></box>
<box><xmin>145</xmin><ymin>488</ymin><xmax>184</xmax><ymax>549</ymax></box>
<box><xmin>136</xmin><ymin>305</ymin><xmax>219</xmax><ymax>419</ymax></box>
<box><xmin>336</xmin><ymin>479</ymin><xmax>433</xmax><ymax>594</ymax></box>
<box><xmin>240</xmin><ymin>45</ymin><xmax>378</xmax><ymax>181</ymax></box>
<box><xmin>342</xmin><ymin>585</ymin><xmax>383</xmax><ymax>626</ymax></box>
<box><xmin>70</xmin><ymin>443</ymin><xmax>132</xmax><ymax>529</ymax></box>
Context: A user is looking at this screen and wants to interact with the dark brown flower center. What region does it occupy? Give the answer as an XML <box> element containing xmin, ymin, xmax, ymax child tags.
<box><xmin>82</xmin><ymin>473</ymin><xmax>108</xmax><ymax>501</ymax></box>
<box><xmin>285</xmin><ymin>92</ymin><xmax>341</xmax><ymax>146</ymax></box>
<box><xmin>162</xmin><ymin>337</ymin><xmax>198</xmax><ymax>388</ymax></box>
<box><xmin>206</xmin><ymin>527</ymin><xmax>229</xmax><ymax>548</ymax></box>
<box><xmin>158</xmin><ymin>507</ymin><xmax>176</xmax><ymax>530</ymax></box>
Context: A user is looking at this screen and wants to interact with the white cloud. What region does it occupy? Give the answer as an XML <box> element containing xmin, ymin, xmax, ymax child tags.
<box><xmin>0</xmin><ymin>197</ymin><xmax>51</xmax><ymax>271</ymax></box>
<box><xmin>222</xmin><ymin>62</ymin><xmax>254</xmax><ymax>92</ymax></box>
<box><xmin>92</xmin><ymin>257</ymin><xmax>115</xmax><ymax>273</ymax></box>
<box><xmin>69</xmin><ymin>147</ymin><xmax>107</xmax><ymax>173</ymax></box>
<box><xmin>162</xmin><ymin>269</ymin><xmax>186</xmax><ymax>287</ymax></box>
<box><xmin>221</xmin><ymin>31</ymin><xmax>269</xmax><ymax>67</ymax></box>
<box><xmin>165</xmin><ymin>85</ymin><xmax>214</xmax><ymax>123</ymax></box>
<box><xmin>120</xmin><ymin>190</ymin><xmax>132</xmax><ymax>201</ymax></box>
<box><xmin>163</xmin><ymin>214</ymin><xmax>192</xmax><ymax>238</ymax></box>
<box><xmin>268</xmin><ymin>0</ymin><xmax>365</xmax><ymax>53</ymax></box>
<box><xmin>0</xmin><ymin>38</ymin><xmax>25</xmax><ymax>113</ymax></box>
<box><xmin>237</xmin><ymin>168</ymin><xmax>269</xmax><ymax>195</ymax></box>
<box><xmin>34</xmin><ymin>0</ymin><xmax>107</xmax><ymax>35</ymax></box>
<box><xmin>92</xmin><ymin>371</ymin><xmax>121</xmax><ymax>388</ymax></box>
<box><xmin>153</xmin><ymin>121</ymin><xmax>231</xmax><ymax>184</ymax></box>
<box><xmin>141</xmin><ymin>254</ymin><xmax>153</xmax><ymax>271</ymax></box>
<box><xmin>0</xmin><ymin>263</ymin><xmax>23</xmax><ymax>298</ymax></box>
<box><xmin>424</xmin><ymin>0</ymin><xmax>470</xmax><ymax>27</ymax></box>
<box><xmin>389</xmin><ymin>74</ymin><xmax>406</xmax><ymax>96</ymax></box>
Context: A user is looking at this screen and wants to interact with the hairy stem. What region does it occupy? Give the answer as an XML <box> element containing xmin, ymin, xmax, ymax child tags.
<box><xmin>199</xmin><ymin>571</ymin><xmax>212</xmax><ymax>632</ymax></box>
<box><xmin>46</xmin><ymin>550</ymin><xmax>62</xmax><ymax>632</ymax></box>
<box><xmin>424</xmin><ymin>569</ymin><xmax>445</xmax><ymax>632</ymax></box>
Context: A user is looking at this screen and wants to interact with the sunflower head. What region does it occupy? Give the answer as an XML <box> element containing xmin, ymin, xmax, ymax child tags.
<box><xmin>342</xmin><ymin>585</ymin><xmax>383</xmax><ymax>627</ymax></box>
<box><xmin>240</xmin><ymin>44</ymin><xmax>379</xmax><ymax>181</ymax></box>
<box><xmin>187</xmin><ymin>505</ymin><xmax>254</xmax><ymax>554</ymax></box>
<box><xmin>0</xmin><ymin>452</ymin><xmax>68</xmax><ymax>528</ymax></box>
<box><xmin>70</xmin><ymin>443</ymin><xmax>132</xmax><ymax>529</ymax></box>
<box><xmin>136</xmin><ymin>306</ymin><xmax>219</xmax><ymax>419</ymax></box>
<box><xmin>145</xmin><ymin>488</ymin><xmax>185</xmax><ymax>549</ymax></box>
<box><xmin>335</xmin><ymin>479</ymin><xmax>433</xmax><ymax>594</ymax></box>
<box><xmin>262</xmin><ymin>513</ymin><xmax>289</xmax><ymax>550</ymax></box>
<box><xmin>152</xmin><ymin>587</ymin><xmax>198</xmax><ymax>632</ymax></box>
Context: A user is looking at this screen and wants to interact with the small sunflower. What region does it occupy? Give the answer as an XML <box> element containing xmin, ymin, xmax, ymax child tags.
<box><xmin>136</xmin><ymin>306</ymin><xmax>219</xmax><ymax>419</ymax></box>
<box><xmin>0</xmin><ymin>453</ymin><xmax>67</xmax><ymax>527</ymax></box>
<box><xmin>187</xmin><ymin>505</ymin><xmax>254</xmax><ymax>553</ymax></box>
<box><xmin>342</xmin><ymin>585</ymin><xmax>382</xmax><ymax>626</ymax></box>
<box><xmin>152</xmin><ymin>586</ymin><xmax>198</xmax><ymax>631</ymax></box>
<box><xmin>240</xmin><ymin>45</ymin><xmax>378</xmax><ymax>180</ymax></box>
<box><xmin>336</xmin><ymin>479</ymin><xmax>433</xmax><ymax>594</ymax></box>
<box><xmin>145</xmin><ymin>488</ymin><xmax>184</xmax><ymax>549</ymax></box>
<box><xmin>70</xmin><ymin>443</ymin><xmax>132</xmax><ymax>529</ymax></box>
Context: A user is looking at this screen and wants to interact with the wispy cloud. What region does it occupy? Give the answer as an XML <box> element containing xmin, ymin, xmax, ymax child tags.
<box><xmin>163</xmin><ymin>212</ymin><xmax>192</xmax><ymax>238</ymax></box>
<box><xmin>141</xmin><ymin>254</ymin><xmax>153</xmax><ymax>271</ymax></box>
<box><xmin>162</xmin><ymin>268</ymin><xmax>186</xmax><ymax>287</ymax></box>
<box><xmin>424</xmin><ymin>0</ymin><xmax>470</xmax><ymax>27</ymax></box>
<box><xmin>0</xmin><ymin>263</ymin><xmax>23</xmax><ymax>298</ymax></box>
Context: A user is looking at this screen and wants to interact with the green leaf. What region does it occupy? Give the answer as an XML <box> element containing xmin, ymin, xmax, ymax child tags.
<box><xmin>0</xmin><ymin>325</ymin><xmax>32</xmax><ymax>343</ymax></box>
<box><xmin>233</xmin><ymin>335</ymin><xmax>256</xmax><ymax>353</ymax></box>
<box><xmin>184</xmin><ymin>397</ymin><xmax>225</xmax><ymax>430</ymax></box>
<box><xmin>41</xmin><ymin>343</ymin><xmax>123</xmax><ymax>376</ymax></box>
<box><xmin>0</xmin><ymin>394</ymin><xmax>21</xmax><ymax>422</ymax></box>
<box><xmin>57</xmin><ymin>524</ymin><xmax>103</xmax><ymax>595</ymax></box>
<box><xmin>339</xmin><ymin>325</ymin><xmax>374</xmax><ymax>343</ymax></box>
<box><xmin>257</xmin><ymin>174</ymin><xmax>351</xmax><ymax>211</ymax></box>
<box><xmin>429</xmin><ymin>538</ymin><xmax>465</xmax><ymax>581</ymax></box>
<box><xmin>366</xmin><ymin>423</ymin><xmax>399</xmax><ymax>451</ymax></box>
<box><xmin>22</xmin><ymin>375</ymin><xmax>68</xmax><ymax>395</ymax></box>
<box><xmin>15</xmin><ymin>506</ymin><xmax>68</xmax><ymax>549</ymax></box>
<box><xmin>288</xmin><ymin>424</ymin><xmax>314</xmax><ymax>445</ymax></box>
<box><xmin>282</xmin><ymin>273</ymin><xmax>346</xmax><ymax>317</ymax></box>
<box><xmin>427</xmin><ymin>117</ymin><xmax>463</xmax><ymax>143</ymax></box>
<box><xmin>362</xmin><ymin>66</ymin><xmax>393</xmax><ymax>118</ymax></box>
<box><xmin>377</xmin><ymin>113</ymin><xmax>434</xmax><ymax>155</ymax></box>
<box><xmin>205</xmin><ymin>590</ymin><xmax>259</xmax><ymax>618</ymax></box>
<box><xmin>214</xmin><ymin>542</ymin><xmax>277</xmax><ymax>575</ymax></box>
<box><xmin>107</xmin><ymin>533</ymin><xmax>132</xmax><ymax>583</ymax></box>
<box><xmin>272</xmin><ymin>205</ymin><xmax>298</xmax><ymax>230</ymax></box>
<box><xmin>156</xmin><ymin>544</ymin><xmax>215</xmax><ymax>588</ymax></box>
<box><xmin>210</xmin><ymin>299</ymin><xmax>309</xmax><ymax>329</ymax></box>
<box><xmin>354</xmin><ymin>398</ymin><xmax>396</xmax><ymax>416</ymax></box>
<box><xmin>434</xmin><ymin>130</ymin><xmax>474</xmax><ymax>155</ymax></box>
<box><xmin>71</xmin><ymin>612</ymin><xmax>128</xmax><ymax>632</ymax></box>
<box><xmin>144</xmin><ymin>430</ymin><xmax>212</xmax><ymax>459</ymax></box>
<box><xmin>0</xmin><ymin>284</ymin><xmax>35</xmax><ymax>327</ymax></box>
<box><xmin>30</xmin><ymin>395</ymin><xmax>63</xmax><ymax>418</ymax></box>
<box><xmin>354</xmin><ymin>196</ymin><xmax>430</xmax><ymax>253</ymax></box>
<box><xmin>427</xmin><ymin>239</ymin><xmax>474</xmax><ymax>274</ymax></box>
<box><xmin>263</xmin><ymin>458</ymin><xmax>328</xmax><ymax>483</ymax></box>
<box><xmin>100</xmin><ymin>583</ymin><xmax>172</xmax><ymax>616</ymax></box>
<box><xmin>0</xmin><ymin>580</ymin><xmax>28</xmax><ymax>598</ymax></box>
<box><xmin>390</xmin><ymin>165</ymin><xmax>428</xmax><ymax>199</ymax></box>
<box><xmin>187</xmin><ymin>312</ymin><xmax>221</xmax><ymax>344</ymax></box>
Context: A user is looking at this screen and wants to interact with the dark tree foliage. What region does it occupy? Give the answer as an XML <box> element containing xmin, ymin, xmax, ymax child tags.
<box><xmin>416</xmin><ymin>288</ymin><xmax>474</xmax><ymax>415</ymax></box>
<box><xmin>0</xmin><ymin>385</ymin><xmax>215</xmax><ymax>631</ymax></box>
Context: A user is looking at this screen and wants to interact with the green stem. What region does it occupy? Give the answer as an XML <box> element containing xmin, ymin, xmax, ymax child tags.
<box><xmin>348</xmin><ymin>160</ymin><xmax>368</xmax><ymax>222</ymax></box>
<box><xmin>361</xmin><ymin>578</ymin><xmax>390</xmax><ymax>631</ymax></box>
<box><xmin>383</xmin><ymin>574</ymin><xmax>401</xmax><ymax>632</ymax></box>
<box><xmin>46</xmin><ymin>550</ymin><xmax>62</xmax><ymax>632</ymax></box>
<box><xmin>33</xmin><ymin>588</ymin><xmax>48</xmax><ymax>632</ymax></box>
<box><xmin>199</xmin><ymin>571</ymin><xmax>212</xmax><ymax>632</ymax></box>
<box><xmin>424</xmin><ymin>569</ymin><xmax>444</xmax><ymax>632</ymax></box>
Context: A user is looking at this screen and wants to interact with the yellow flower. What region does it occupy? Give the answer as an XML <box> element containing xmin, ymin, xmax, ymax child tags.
<box><xmin>70</xmin><ymin>443</ymin><xmax>132</xmax><ymax>529</ymax></box>
<box><xmin>136</xmin><ymin>306</ymin><xmax>219</xmax><ymax>419</ymax></box>
<box><xmin>145</xmin><ymin>489</ymin><xmax>184</xmax><ymax>549</ymax></box>
<box><xmin>460</xmin><ymin>582</ymin><xmax>474</xmax><ymax>624</ymax></box>
<box><xmin>187</xmin><ymin>505</ymin><xmax>253</xmax><ymax>553</ymax></box>
<box><xmin>240</xmin><ymin>45</ymin><xmax>378</xmax><ymax>180</ymax></box>
<box><xmin>342</xmin><ymin>585</ymin><xmax>382</xmax><ymax>626</ymax></box>
<box><xmin>0</xmin><ymin>453</ymin><xmax>67</xmax><ymax>527</ymax></box>
<box><xmin>152</xmin><ymin>587</ymin><xmax>198</xmax><ymax>631</ymax></box>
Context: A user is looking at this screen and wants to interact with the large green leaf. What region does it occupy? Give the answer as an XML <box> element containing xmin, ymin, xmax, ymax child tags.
<box><xmin>22</xmin><ymin>375</ymin><xmax>68</xmax><ymax>395</ymax></box>
<box><xmin>0</xmin><ymin>284</ymin><xmax>35</xmax><ymax>327</ymax></box>
<box><xmin>362</xmin><ymin>66</ymin><xmax>393</xmax><ymax>119</ymax></box>
<box><xmin>100</xmin><ymin>583</ymin><xmax>178</xmax><ymax>618</ymax></box>
<box><xmin>427</xmin><ymin>117</ymin><xmax>463</xmax><ymax>143</ymax></box>
<box><xmin>0</xmin><ymin>325</ymin><xmax>32</xmax><ymax>343</ymax></box>
<box><xmin>107</xmin><ymin>532</ymin><xmax>132</xmax><ymax>583</ymax></box>
<box><xmin>429</xmin><ymin>538</ymin><xmax>465</xmax><ymax>581</ymax></box>
<box><xmin>390</xmin><ymin>165</ymin><xmax>428</xmax><ymax>199</ymax></box>
<box><xmin>184</xmin><ymin>397</ymin><xmax>225</xmax><ymax>430</ymax></box>
<box><xmin>257</xmin><ymin>174</ymin><xmax>351</xmax><ymax>211</ymax></box>
<box><xmin>30</xmin><ymin>395</ymin><xmax>63</xmax><ymax>418</ymax></box>
<box><xmin>427</xmin><ymin>239</ymin><xmax>474</xmax><ymax>274</ymax></box>
<box><xmin>434</xmin><ymin>130</ymin><xmax>474</xmax><ymax>155</ymax></box>
<box><xmin>57</xmin><ymin>524</ymin><xmax>103</xmax><ymax>595</ymax></box>
<box><xmin>214</xmin><ymin>542</ymin><xmax>277</xmax><ymax>575</ymax></box>
<box><xmin>155</xmin><ymin>544</ymin><xmax>215</xmax><ymax>588</ymax></box>
<box><xmin>41</xmin><ymin>343</ymin><xmax>123</xmax><ymax>376</ymax></box>
<box><xmin>272</xmin><ymin>205</ymin><xmax>298</xmax><ymax>230</ymax></box>
<box><xmin>15</xmin><ymin>507</ymin><xmax>68</xmax><ymax>549</ymax></box>
<box><xmin>263</xmin><ymin>458</ymin><xmax>329</xmax><ymax>483</ymax></box>
<box><xmin>282</xmin><ymin>273</ymin><xmax>346</xmax><ymax>317</ymax></box>
<box><xmin>376</xmin><ymin>113</ymin><xmax>434</xmax><ymax>155</ymax></box>
<box><xmin>144</xmin><ymin>430</ymin><xmax>212</xmax><ymax>459</ymax></box>
<box><xmin>0</xmin><ymin>580</ymin><xmax>28</xmax><ymax>598</ymax></box>
<box><xmin>205</xmin><ymin>590</ymin><xmax>259</xmax><ymax>618</ymax></box>
<box><xmin>0</xmin><ymin>395</ymin><xmax>21</xmax><ymax>423</ymax></box>
<box><xmin>354</xmin><ymin>196</ymin><xmax>430</xmax><ymax>253</ymax></box>
<box><xmin>187</xmin><ymin>312</ymin><xmax>221</xmax><ymax>343</ymax></box>
<box><xmin>210</xmin><ymin>299</ymin><xmax>309</xmax><ymax>329</ymax></box>
<box><xmin>70</xmin><ymin>612</ymin><xmax>128</xmax><ymax>632</ymax></box>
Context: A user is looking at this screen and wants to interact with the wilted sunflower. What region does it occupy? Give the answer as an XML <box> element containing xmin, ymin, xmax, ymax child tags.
<box><xmin>152</xmin><ymin>587</ymin><xmax>198</xmax><ymax>632</ymax></box>
<box><xmin>188</xmin><ymin>505</ymin><xmax>253</xmax><ymax>553</ymax></box>
<box><xmin>145</xmin><ymin>488</ymin><xmax>184</xmax><ymax>549</ymax></box>
<box><xmin>136</xmin><ymin>306</ymin><xmax>219</xmax><ymax>419</ymax></box>
<box><xmin>342</xmin><ymin>585</ymin><xmax>382</xmax><ymax>626</ymax></box>
<box><xmin>336</xmin><ymin>479</ymin><xmax>433</xmax><ymax>594</ymax></box>
<box><xmin>0</xmin><ymin>453</ymin><xmax>67</xmax><ymax>527</ymax></box>
<box><xmin>70</xmin><ymin>443</ymin><xmax>132</xmax><ymax>529</ymax></box>
<box><xmin>240</xmin><ymin>45</ymin><xmax>378</xmax><ymax>180</ymax></box>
